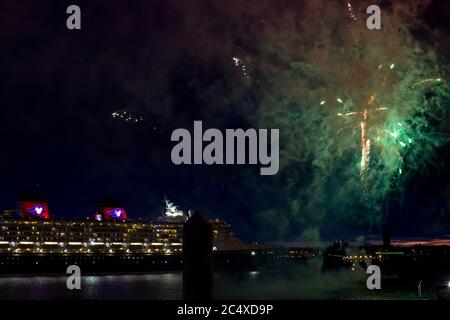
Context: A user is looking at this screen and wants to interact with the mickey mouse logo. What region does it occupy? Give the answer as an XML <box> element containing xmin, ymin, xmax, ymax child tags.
<box><xmin>32</xmin><ymin>205</ymin><xmax>44</xmax><ymax>215</ymax></box>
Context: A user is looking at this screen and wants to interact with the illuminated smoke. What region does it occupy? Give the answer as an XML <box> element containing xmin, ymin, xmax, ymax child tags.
<box><xmin>164</xmin><ymin>198</ymin><xmax>184</xmax><ymax>217</ymax></box>
<box><xmin>249</xmin><ymin>0</ymin><xmax>450</xmax><ymax>236</ymax></box>
<box><xmin>104</xmin><ymin>0</ymin><xmax>450</xmax><ymax>239</ymax></box>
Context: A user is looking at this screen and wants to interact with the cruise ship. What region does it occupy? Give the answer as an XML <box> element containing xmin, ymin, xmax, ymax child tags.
<box><xmin>0</xmin><ymin>194</ymin><xmax>281</xmax><ymax>274</ymax></box>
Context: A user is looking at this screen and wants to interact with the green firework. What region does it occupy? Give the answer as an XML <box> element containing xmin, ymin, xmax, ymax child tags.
<box><xmin>252</xmin><ymin>1</ymin><xmax>450</xmax><ymax>234</ymax></box>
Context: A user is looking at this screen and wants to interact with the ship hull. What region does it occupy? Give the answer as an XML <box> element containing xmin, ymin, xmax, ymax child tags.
<box><xmin>0</xmin><ymin>250</ymin><xmax>284</xmax><ymax>275</ymax></box>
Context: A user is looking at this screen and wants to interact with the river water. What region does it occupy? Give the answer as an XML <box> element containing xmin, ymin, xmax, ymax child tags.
<box><xmin>0</xmin><ymin>270</ymin><xmax>435</xmax><ymax>300</ymax></box>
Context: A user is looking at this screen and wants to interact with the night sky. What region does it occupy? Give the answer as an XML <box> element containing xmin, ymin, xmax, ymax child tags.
<box><xmin>1</xmin><ymin>0</ymin><xmax>449</xmax><ymax>242</ymax></box>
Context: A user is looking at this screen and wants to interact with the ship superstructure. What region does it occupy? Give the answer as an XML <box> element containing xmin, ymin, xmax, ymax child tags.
<box><xmin>0</xmin><ymin>197</ymin><xmax>257</xmax><ymax>255</ymax></box>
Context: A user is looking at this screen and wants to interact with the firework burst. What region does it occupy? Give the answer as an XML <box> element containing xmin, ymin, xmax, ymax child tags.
<box><xmin>321</xmin><ymin>63</ymin><xmax>446</xmax><ymax>197</ymax></box>
<box><xmin>250</xmin><ymin>0</ymin><xmax>450</xmax><ymax>231</ymax></box>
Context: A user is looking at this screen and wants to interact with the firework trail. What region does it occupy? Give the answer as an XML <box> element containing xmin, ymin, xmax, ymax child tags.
<box><xmin>331</xmin><ymin>64</ymin><xmax>394</xmax><ymax>180</ymax></box>
<box><xmin>346</xmin><ymin>2</ymin><xmax>357</xmax><ymax>21</ymax></box>
<box><xmin>411</xmin><ymin>78</ymin><xmax>443</xmax><ymax>90</ymax></box>
<box><xmin>111</xmin><ymin>109</ymin><xmax>144</xmax><ymax>123</ymax></box>
<box><xmin>232</xmin><ymin>56</ymin><xmax>251</xmax><ymax>80</ymax></box>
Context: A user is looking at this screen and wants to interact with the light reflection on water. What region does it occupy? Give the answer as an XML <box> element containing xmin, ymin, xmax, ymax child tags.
<box><xmin>0</xmin><ymin>271</ymin><xmax>352</xmax><ymax>300</ymax></box>
<box><xmin>0</xmin><ymin>273</ymin><xmax>183</xmax><ymax>300</ymax></box>
<box><xmin>0</xmin><ymin>272</ymin><xmax>264</xmax><ymax>300</ymax></box>
<box><xmin>0</xmin><ymin>271</ymin><xmax>426</xmax><ymax>300</ymax></box>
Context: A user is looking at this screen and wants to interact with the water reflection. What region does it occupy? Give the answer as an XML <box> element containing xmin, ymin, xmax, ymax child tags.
<box><xmin>0</xmin><ymin>271</ymin><xmax>420</xmax><ymax>300</ymax></box>
<box><xmin>0</xmin><ymin>273</ymin><xmax>183</xmax><ymax>300</ymax></box>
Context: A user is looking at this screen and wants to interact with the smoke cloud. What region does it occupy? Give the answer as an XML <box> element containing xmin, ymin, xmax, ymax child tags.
<box><xmin>91</xmin><ymin>0</ymin><xmax>450</xmax><ymax>240</ymax></box>
<box><xmin>2</xmin><ymin>0</ymin><xmax>449</xmax><ymax>241</ymax></box>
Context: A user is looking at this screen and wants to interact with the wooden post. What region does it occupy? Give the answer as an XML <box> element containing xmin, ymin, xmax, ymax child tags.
<box><xmin>183</xmin><ymin>211</ymin><xmax>213</xmax><ymax>300</ymax></box>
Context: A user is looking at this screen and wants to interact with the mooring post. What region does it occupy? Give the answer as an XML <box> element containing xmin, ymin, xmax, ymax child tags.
<box><xmin>183</xmin><ymin>211</ymin><xmax>213</xmax><ymax>300</ymax></box>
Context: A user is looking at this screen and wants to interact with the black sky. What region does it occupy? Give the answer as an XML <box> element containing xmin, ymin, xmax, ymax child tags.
<box><xmin>1</xmin><ymin>0</ymin><xmax>449</xmax><ymax>242</ymax></box>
